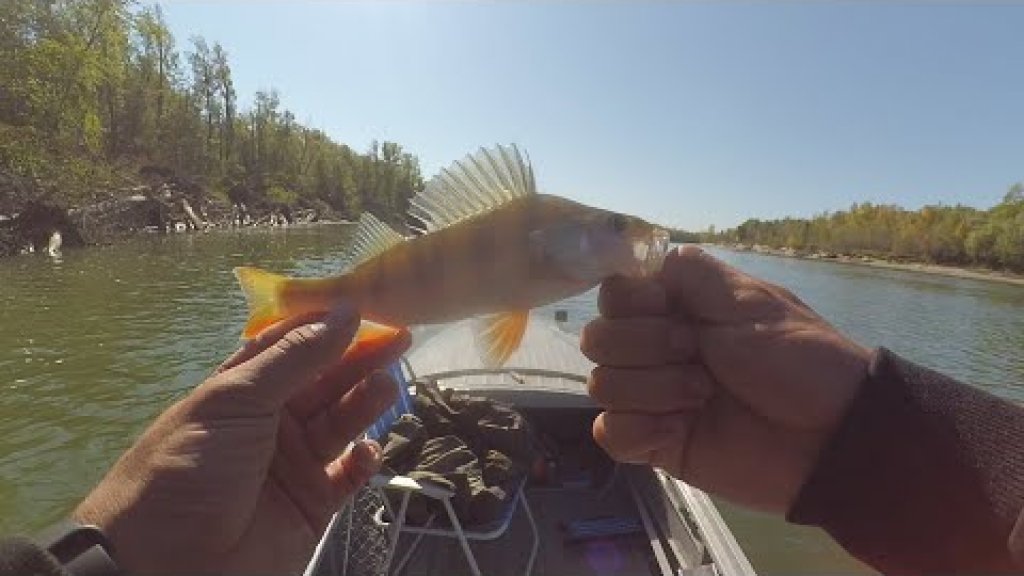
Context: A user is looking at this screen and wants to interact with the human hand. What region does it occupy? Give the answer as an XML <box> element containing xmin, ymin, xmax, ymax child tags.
<box><xmin>73</xmin><ymin>306</ymin><xmax>411</xmax><ymax>575</ymax></box>
<box><xmin>581</xmin><ymin>247</ymin><xmax>870</xmax><ymax>514</ymax></box>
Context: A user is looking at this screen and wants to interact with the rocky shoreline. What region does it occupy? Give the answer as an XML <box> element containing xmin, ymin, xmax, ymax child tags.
<box><xmin>0</xmin><ymin>196</ymin><xmax>331</xmax><ymax>258</ymax></box>
<box><xmin>0</xmin><ymin>170</ymin><xmax>346</xmax><ymax>258</ymax></box>
<box><xmin>719</xmin><ymin>243</ymin><xmax>1024</xmax><ymax>287</ymax></box>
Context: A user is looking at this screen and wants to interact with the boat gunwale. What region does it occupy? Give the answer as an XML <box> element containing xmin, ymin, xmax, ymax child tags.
<box><xmin>409</xmin><ymin>366</ymin><xmax>589</xmax><ymax>385</ymax></box>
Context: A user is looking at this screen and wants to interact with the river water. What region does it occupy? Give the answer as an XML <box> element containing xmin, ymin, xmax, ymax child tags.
<box><xmin>2</xmin><ymin>225</ymin><xmax>1022</xmax><ymax>573</ymax></box>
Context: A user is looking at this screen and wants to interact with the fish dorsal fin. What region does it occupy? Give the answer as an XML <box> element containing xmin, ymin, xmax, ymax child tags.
<box><xmin>473</xmin><ymin>310</ymin><xmax>530</xmax><ymax>368</ymax></box>
<box><xmin>408</xmin><ymin>144</ymin><xmax>535</xmax><ymax>234</ymax></box>
<box><xmin>344</xmin><ymin>212</ymin><xmax>405</xmax><ymax>269</ymax></box>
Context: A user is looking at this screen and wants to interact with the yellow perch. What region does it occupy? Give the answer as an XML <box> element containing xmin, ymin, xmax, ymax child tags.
<box><xmin>235</xmin><ymin>144</ymin><xmax>669</xmax><ymax>367</ymax></box>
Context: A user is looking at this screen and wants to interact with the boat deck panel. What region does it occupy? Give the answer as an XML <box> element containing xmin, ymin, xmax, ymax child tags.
<box><xmin>408</xmin><ymin>317</ymin><xmax>595</xmax><ymax>396</ymax></box>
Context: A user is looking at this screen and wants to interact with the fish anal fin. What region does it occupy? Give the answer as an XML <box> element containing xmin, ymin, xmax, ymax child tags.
<box><xmin>474</xmin><ymin>310</ymin><xmax>530</xmax><ymax>368</ymax></box>
<box><xmin>345</xmin><ymin>213</ymin><xmax>405</xmax><ymax>269</ymax></box>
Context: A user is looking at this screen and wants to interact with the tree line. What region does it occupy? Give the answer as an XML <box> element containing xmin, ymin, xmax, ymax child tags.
<box><xmin>0</xmin><ymin>0</ymin><xmax>422</xmax><ymax>221</ymax></box>
<box><xmin>709</xmin><ymin>184</ymin><xmax>1024</xmax><ymax>272</ymax></box>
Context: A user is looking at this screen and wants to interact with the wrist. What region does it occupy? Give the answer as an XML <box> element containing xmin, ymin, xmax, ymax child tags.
<box><xmin>72</xmin><ymin>486</ymin><xmax>137</xmax><ymax>573</ymax></box>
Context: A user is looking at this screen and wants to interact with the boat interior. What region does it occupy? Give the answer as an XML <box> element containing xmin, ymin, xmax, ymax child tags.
<box><xmin>306</xmin><ymin>319</ymin><xmax>752</xmax><ymax>576</ymax></box>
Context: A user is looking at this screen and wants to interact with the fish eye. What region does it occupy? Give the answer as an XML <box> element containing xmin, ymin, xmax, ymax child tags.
<box><xmin>608</xmin><ymin>213</ymin><xmax>627</xmax><ymax>233</ymax></box>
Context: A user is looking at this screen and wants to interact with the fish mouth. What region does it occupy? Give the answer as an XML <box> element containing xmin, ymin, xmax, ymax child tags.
<box><xmin>632</xmin><ymin>228</ymin><xmax>670</xmax><ymax>276</ymax></box>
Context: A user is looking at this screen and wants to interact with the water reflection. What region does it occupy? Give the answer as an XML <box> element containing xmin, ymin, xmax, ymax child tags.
<box><xmin>0</xmin><ymin>225</ymin><xmax>354</xmax><ymax>532</ymax></box>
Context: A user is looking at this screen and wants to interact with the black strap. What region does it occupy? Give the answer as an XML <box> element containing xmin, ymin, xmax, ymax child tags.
<box><xmin>36</xmin><ymin>521</ymin><xmax>119</xmax><ymax>576</ymax></box>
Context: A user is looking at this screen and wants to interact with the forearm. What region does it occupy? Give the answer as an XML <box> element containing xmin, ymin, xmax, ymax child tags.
<box><xmin>788</xmin><ymin>348</ymin><xmax>1024</xmax><ymax>574</ymax></box>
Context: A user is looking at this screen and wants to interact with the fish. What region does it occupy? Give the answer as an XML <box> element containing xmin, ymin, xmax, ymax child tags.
<box><xmin>234</xmin><ymin>144</ymin><xmax>669</xmax><ymax>367</ymax></box>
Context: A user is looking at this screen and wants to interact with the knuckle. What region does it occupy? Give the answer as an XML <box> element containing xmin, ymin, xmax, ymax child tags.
<box><xmin>586</xmin><ymin>367</ymin><xmax>612</xmax><ymax>404</ymax></box>
<box><xmin>280</xmin><ymin>325</ymin><xmax>321</xmax><ymax>351</ymax></box>
<box><xmin>660</xmin><ymin>248</ymin><xmax>689</xmax><ymax>276</ymax></box>
<box><xmin>776</xmin><ymin>285</ymin><xmax>813</xmax><ymax>312</ymax></box>
<box><xmin>201</xmin><ymin>371</ymin><xmax>249</xmax><ymax>397</ymax></box>
<box><xmin>579</xmin><ymin>320</ymin><xmax>606</xmax><ymax>359</ymax></box>
<box><xmin>662</xmin><ymin>245</ymin><xmax>712</xmax><ymax>286</ymax></box>
<box><xmin>775</xmin><ymin>285</ymin><xmax>797</xmax><ymax>302</ymax></box>
<box><xmin>357</xmin><ymin>380</ymin><xmax>398</xmax><ymax>422</ymax></box>
<box><xmin>598</xmin><ymin>276</ymin><xmax>630</xmax><ymax>312</ymax></box>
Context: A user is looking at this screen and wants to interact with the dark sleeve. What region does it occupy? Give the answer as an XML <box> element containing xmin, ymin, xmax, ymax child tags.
<box><xmin>0</xmin><ymin>537</ymin><xmax>69</xmax><ymax>576</ymax></box>
<box><xmin>788</xmin><ymin>347</ymin><xmax>1024</xmax><ymax>574</ymax></box>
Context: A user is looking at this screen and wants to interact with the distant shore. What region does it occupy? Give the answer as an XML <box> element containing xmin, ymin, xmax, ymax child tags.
<box><xmin>714</xmin><ymin>244</ymin><xmax>1024</xmax><ymax>287</ymax></box>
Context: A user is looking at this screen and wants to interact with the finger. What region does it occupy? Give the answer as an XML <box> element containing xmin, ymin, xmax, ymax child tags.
<box><xmin>581</xmin><ymin>317</ymin><xmax>696</xmax><ymax>367</ymax></box>
<box><xmin>592</xmin><ymin>411</ymin><xmax>693</xmax><ymax>466</ymax></box>
<box><xmin>217</xmin><ymin>311</ymin><xmax>326</xmax><ymax>373</ymax></box>
<box><xmin>306</xmin><ymin>371</ymin><xmax>399</xmax><ymax>462</ymax></box>
<box><xmin>288</xmin><ymin>328</ymin><xmax>411</xmax><ymax>420</ymax></box>
<box><xmin>229</xmin><ymin>304</ymin><xmax>360</xmax><ymax>407</ymax></box>
<box><xmin>598</xmin><ymin>275</ymin><xmax>668</xmax><ymax>318</ymax></box>
<box><xmin>326</xmin><ymin>440</ymin><xmax>383</xmax><ymax>503</ymax></box>
<box><xmin>658</xmin><ymin>246</ymin><xmax>782</xmax><ymax>323</ymax></box>
<box><xmin>766</xmin><ymin>283</ymin><xmax>819</xmax><ymax>318</ymax></box>
<box><xmin>588</xmin><ymin>365</ymin><xmax>714</xmax><ymax>412</ymax></box>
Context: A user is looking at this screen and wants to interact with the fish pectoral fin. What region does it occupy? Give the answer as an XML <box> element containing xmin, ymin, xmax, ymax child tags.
<box><xmin>234</xmin><ymin>266</ymin><xmax>290</xmax><ymax>339</ymax></box>
<box><xmin>344</xmin><ymin>321</ymin><xmax>407</xmax><ymax>363</ymax></box>
<box><xmin>474</xmin><ymin>310</ymin><xmax>530</xmax><ymax>368</ymax></box>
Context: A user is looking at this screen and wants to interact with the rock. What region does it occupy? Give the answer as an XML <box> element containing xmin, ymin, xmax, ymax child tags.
<box><xmin>71</xmin><ymin>195</ymin><xmax>168</xmax><ymax>243</ymax></box>
<box><xmin>0</xmin><ymin>201</ymin><xmax>85</xmax><ymax>257</ymax></box>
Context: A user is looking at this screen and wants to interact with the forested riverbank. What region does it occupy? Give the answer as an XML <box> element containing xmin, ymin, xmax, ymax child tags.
<box><xmin>671</xmin><ymin>185</ymin><xmax>1024</xmax><ymax>276</ymax></box>
<box><xmin>0</xmin><ymin>1</ymin><xmax>423</xmax><ymax>256</ymax></box>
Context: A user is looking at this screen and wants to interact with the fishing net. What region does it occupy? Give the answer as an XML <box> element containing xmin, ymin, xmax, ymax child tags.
<box><xmin>318</xmin><ymin>488</ymin><xmax>391</xmax><ymax>576</ymax></box>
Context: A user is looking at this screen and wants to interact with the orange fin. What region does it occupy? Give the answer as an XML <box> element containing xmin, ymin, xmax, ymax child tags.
<box><xmin>474</xmin><ymin>310</ymin><xmax>529</xmax><ymax>368</ymax></box>
<box><xmin>343</xmin><ymin>321</ymin><xmax>406</xmax><ymax>362</ymax></box>
<box><xmin>234</xmin><ymin>267</ymin><xmax>290</xmax><ymax>339</ymax></box>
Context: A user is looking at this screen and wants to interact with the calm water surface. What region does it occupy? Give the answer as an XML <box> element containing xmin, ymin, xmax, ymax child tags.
<box><xmin>2</xmin><ymin>226</ymin><xmax>1022</xmax><ymax>574</ymax></box>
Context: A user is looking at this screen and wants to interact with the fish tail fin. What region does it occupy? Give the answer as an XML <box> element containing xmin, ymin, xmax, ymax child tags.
<box><xmin>234</xmin><ymin>266</ymin><xmax>291</xmax><ymax>339</ymax></box>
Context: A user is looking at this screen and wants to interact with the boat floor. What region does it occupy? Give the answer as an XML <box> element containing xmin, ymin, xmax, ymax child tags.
<box><xmin>396</xmin><ymin>482</ymin><xmax>655</xmax><ymax>576</ymax></box>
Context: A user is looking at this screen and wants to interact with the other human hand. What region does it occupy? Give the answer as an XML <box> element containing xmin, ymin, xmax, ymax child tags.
<box><xmin>74</xmin><ymin>306</ymin><xmax>410</xmax><ymax>574</ymax></box>
<box><xmin>581</xmin><ymin>247</ymin><xmax>870</xmax><ymax>514</ymax></box>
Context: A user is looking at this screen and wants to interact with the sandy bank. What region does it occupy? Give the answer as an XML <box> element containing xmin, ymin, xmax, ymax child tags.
<box><xmin>715</xmin><ymin>244</ymin><xmax>1024</xmax><ymax>287</ymax></box>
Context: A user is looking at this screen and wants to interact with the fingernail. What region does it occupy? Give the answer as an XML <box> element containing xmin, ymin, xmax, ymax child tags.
<box><xmin>358</xmin><ymin>439</ymin><xmax>383</xmax><ymax>466</ymax></box>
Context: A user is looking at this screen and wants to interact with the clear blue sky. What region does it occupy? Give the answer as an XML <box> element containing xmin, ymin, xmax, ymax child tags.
<box><xmin>163</xmin><ymin>2</ymin><xmax>1024</xmax><ymax>231</ymax></box>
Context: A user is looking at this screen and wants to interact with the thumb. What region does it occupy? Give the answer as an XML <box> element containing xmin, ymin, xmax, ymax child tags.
<box><xmin>658</xmin><ymin>246</ymin><xmax>777</xmax><ymax>323</ymax></box>
<box><xmin>234</xmin><ymin>304</ymin><xmax>361</xmax><ymax>407</ymax></box>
